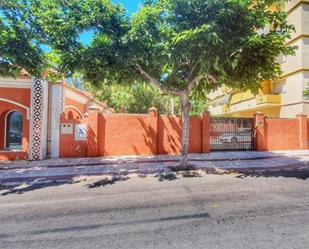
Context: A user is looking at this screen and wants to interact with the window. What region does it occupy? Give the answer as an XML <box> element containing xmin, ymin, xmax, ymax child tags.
<box><xmin>6</xmin><ymin>111</ymin><xmax>23</xmax><ymax>150</ymax></box>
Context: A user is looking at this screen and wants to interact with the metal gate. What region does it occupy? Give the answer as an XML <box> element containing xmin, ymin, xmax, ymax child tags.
<box><xmin>210</xmin><ymin>117</ymin><xmax>254</xmax><ymax>151</ymax></box>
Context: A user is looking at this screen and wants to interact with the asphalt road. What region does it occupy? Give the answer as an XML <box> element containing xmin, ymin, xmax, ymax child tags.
<box><xmin>1</xmin><ymin>173</ymin><xmax>309</xmax><ymax>249</ymax></box>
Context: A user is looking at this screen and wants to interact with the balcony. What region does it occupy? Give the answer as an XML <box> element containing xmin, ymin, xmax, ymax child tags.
<box><xmin>230</xmin><ymin>90</ymin><xmax>255</xmax><ymax>105</ymax></box>
<box><xmin>256</xmin><ymin>95</ymin><xmax>281</xmax><ymax>105</ymax></box>
<box><xmin>209</xmin><ymin>90</ymin><xmax>282</xmax><ymax>117</ymax></box>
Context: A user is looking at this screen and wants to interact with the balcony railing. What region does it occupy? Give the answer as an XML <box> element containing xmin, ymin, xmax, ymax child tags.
<box><xmin>230</xmin><ymin>90</ymin><xmax>255</xmax><ymax>105</ymax></box>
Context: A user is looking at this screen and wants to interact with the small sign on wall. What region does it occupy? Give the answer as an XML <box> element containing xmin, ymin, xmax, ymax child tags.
<box><xmin>75</xmin><ymin>124</ymin><xmax>87</xmax><ymax>141</ymax></box>
<box><xmin>61</xmin><ymin>123</ymin><xmax>73</xmax><ymax>134</ymax></box>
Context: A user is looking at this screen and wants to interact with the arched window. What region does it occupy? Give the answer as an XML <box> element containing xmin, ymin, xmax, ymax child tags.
<box><xmin>6</xmin><ymin>111</ymin><xmax>23</xmax><ymax>149</ymax></box>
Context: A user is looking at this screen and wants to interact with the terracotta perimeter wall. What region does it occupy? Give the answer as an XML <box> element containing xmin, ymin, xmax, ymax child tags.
<box><xmin>98</xmin><ymin>114</ymin><xmax>156</xmax><ymax>156</ymax></box>
<box><xmin>3</xmin><ymin>96</ymin><xmax>308</xmax><ymax>160</ymax></box>
<box><xmin>254</xmin><ymin>113</ymin><xmax>309</xmax><ymax>151</ymax></box>
<box><xmin>265</xmin><ymin>119</ymin><xmax>299</xmax><ymax>150</ymax></box>
<box><xmin>59</xmin><ymin>113</ymin><xmax>87</xmax><ymax>158</ymax></box>
<box><xmin>157</xmin><ymin>116</ymin><xmax>203</xmax><ymax>155</ymax></box>
<box><xmin>60</xmin><ymin>110</ymin><xmax>309</xmax><ymax>158</ymax></box>
<box><xmin>96</xmin><ymin>111</ymin><xmax>309</xmax><ymax>157</ymax></box>
<box><xmin>96</xmin><ymin>110</ymin><xmax>209</xmax><ymax>157</ymax></box>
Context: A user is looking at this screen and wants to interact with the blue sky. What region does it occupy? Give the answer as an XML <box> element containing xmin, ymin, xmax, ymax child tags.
<box><xmin>78</xmin><ymin>0</ymin><xmax>141</xmax><ymax>45</ymax></box>
<box><xmin>115</xmin><ymin>0</ymin><xmax>141</xmax><ymax>14</ymax></box>
<box><xmin>42</xmin><ymin>0</ymin><xmax>142</xmax><ymax>50</ymax></box>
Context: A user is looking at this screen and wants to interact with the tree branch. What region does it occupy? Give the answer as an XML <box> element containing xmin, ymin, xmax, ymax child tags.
<box><xmin>207</xmin><ymin>74</ymin><xmax>218</xmax><ymax>85</ymax></box>
<box><xmin>189</xmin><ymin>62</ymin><xmax>198</xmax><ymax>78</ymax></box>
<box><xmin>135</xmin><ymin>64</ymin><xmax>182</xmax><ymax>95</ymax></box>
<box><xmin>187</xmin><ymin>61</ymin><xmax>219</xmax><ymax>93</ymax></box>
<box><xmin>187</xmin><ymin>73</ymin><xmax>218</xmax><ymax>93</ymax></box>
<box><xmin>187</xmin><ymin>76</ymin><xmax>198</xmax><ymax>93</ymax></box>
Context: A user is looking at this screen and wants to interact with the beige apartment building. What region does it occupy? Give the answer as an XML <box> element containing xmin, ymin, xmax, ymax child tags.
<box><xmin>208</xmin><ymin>0</ymin><xmax>309</xmax><ymax>118</ymax></box>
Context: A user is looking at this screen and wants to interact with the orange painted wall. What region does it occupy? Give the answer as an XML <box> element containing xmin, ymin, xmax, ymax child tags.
<box><xmin>59</xmin><ymin>99</ymin><xmax>101</xmax><ymax>158</ymax></box>
<box><xmin>98</xmin><ymin>114</ymin><xmax>157</xmax><ymax>156</ymax></box>
<box><xmin>61</xmin><ymin>110</ymin><xmax>209</xmax><ymax>158</ymax></box>
<box><xmin>96</xmin><ymin>114</ymin><xmax>204</xmax><ymax>157</ymax></box>
<box><xmin>157</xmin><ymin>116</ymin><xmax>202</xmax><ymax>155</ymax></box>
<box><xmin>0</xmin><ymin>151</ymin><xmax>28</xmax><ymax>161</ymax></box>
<box><xmin>59</xmin><ymin>110</ymin><xmax>87</xmax><ymax>158</ymax></box>
<box><xmin>307</xmin><ymin>120</ymin><xmax>309</xmax><ymax>142</ymax></box>
<box><xmin>157</xmin><ymin>116</ymin><xmax>182</xmax><ymax>155</ymax></box>
<box><xmin>0</xmin><ymin>100</ymin><xmax>29</xmax><ymax>160</ymax></box>
<box><xmin>264</xmin><ymin>119</ymin><xmax>299</xmax><ymax>150</ymax></box>
<box><xmin>0</xmin><ymin>88</ymin><xmax>30</xmax><ymax>107</ymax></box>
<box><xmin>65</xmin><ymin>98</ymin><xmax>86</xmax><ymax>115</ymax></box>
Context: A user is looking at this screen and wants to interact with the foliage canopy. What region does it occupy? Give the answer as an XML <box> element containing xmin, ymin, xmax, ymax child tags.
<box><xmin>0</xmin><ymin>0</ymin><xmax>46</xmax><ymax>76</ymax></box>
<box><xmin>1</xmin><ymin>0</ymin><xmax>295</xmax><ymax>94</ymax></box>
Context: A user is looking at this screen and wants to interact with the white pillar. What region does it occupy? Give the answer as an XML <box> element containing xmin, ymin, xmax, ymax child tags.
<box><xmin>50</xmin><ymin>83</ymin><xmax>62</xmax><ymax>159</ymax></box>
<box><xmin>29</xmin><ymin>77</ymin><xmax>49</xmax><ymax>160</ymax></box>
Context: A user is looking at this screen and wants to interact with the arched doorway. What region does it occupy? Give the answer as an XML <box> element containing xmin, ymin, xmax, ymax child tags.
<box><xmin>5</xmin><ymin>111</ymin><xmax>23</xmax><ymax>150</ymax></box>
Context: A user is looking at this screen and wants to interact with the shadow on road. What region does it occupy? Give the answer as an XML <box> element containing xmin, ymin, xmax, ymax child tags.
<box><xmin>0</xmin><ymin>175</ymin><xmax>131</xmax><ymax>195</ymax></box>
<box><xmin>236</xmin><ymin>169</ymin><xmax>309</xmax><ymax>180</ymax></box>
<box><xmin>2</xmin><ymin>167</ymin><xmax>309</xmax><ymax>196</ymax></box>
<box><xmin>0</xmin><ymin>180</ymin><xmax>76</xmax><ymax>196</ymax></box>
<box><xmin>87</xmin><ymin>175</ymin><xmax>129</xmax><ymax>188</ymax></box>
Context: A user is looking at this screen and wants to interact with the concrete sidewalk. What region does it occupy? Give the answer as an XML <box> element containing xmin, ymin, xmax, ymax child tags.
<box><xmin>1</xmin><ymin>151</ymin><xmax>309</xmax><ymax>184</ymax></box>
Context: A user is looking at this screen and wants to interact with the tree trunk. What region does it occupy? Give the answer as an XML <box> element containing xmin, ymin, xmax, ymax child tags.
<box><xmin>180</xmin><ymin>91</ymin><xmax>191</xmax><ymax>170</ymax></box>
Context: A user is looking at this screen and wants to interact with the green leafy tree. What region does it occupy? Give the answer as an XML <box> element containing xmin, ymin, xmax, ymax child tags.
<box><xmin>15</xmin><ymin>0</ymin><xmax>295</xmax><ymax>168</ymax></box>
<box><xmin>126</xmin><ymin>0</ymin><xmax>295</xmax><ymax>168</ymax></box>
<box><xmin>85</xmin><ymin>81</ymin><xmax>183</xmax><ymax>114</ymax></box>
<box><xmin>0</xmin><ymin>0</ymin><xmax>47</xmax><ymax>77</ymax></box>
<box><xmin>128</xmin><ymin>0</ymin><xmax>295</xmax><ymax>168</ymax></box>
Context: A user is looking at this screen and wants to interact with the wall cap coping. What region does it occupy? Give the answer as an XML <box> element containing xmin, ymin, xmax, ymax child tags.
<box><xmin>149</xmin><ymin>107</ymin><xmax>158</xmax><ymax>112</ymax></box>
<box><xmin>296</xmin><ymin>113</ymin><xmax>307</xmax><ymax>117</ymax></box>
